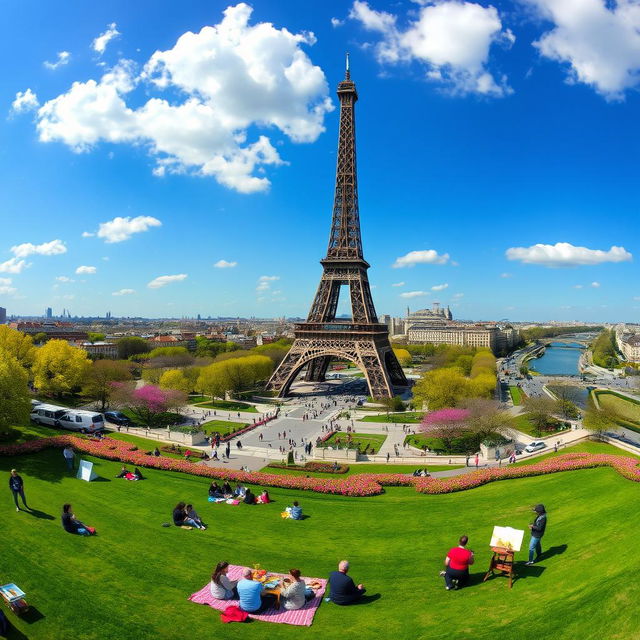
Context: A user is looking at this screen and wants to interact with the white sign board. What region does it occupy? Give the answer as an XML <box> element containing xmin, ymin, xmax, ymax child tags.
<box><xmin>490</xmin><ymin>526</ymin><xmax>524</xmax><ymax>552</ymax></box>
<box><xmin>77</xmin><ymin>459</ymin><xmax>97</xmax><ymax>482</ymax></box>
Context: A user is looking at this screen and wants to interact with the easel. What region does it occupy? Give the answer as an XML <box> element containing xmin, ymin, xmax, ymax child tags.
<box><xmin>483</xmin><ymin>546</ymin><xmax>516</xmax><ymax>588</ymax></box>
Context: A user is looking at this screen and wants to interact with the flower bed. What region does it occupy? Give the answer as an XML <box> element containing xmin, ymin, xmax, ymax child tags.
<box><xmin>1</xmin><ymin>437</ymin><xmax>639</xmax><ymax>498</ymax></box>
<box><xmin>218</xmin><ymin>415</ymin><xmax>277</xmax><ymax>443</ymax></box>
<box><xmin>266</xmin><ymin>462</ymin><xmax>350</xmax><ymax>474</ymax></box>
<box><xmin>317</xmin><ymin>430</ymin><xmax>336</xmax><ymax>444</ymax></box>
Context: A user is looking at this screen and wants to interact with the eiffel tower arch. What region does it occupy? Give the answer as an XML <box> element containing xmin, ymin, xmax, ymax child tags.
<box><xmin>267</xmin><ymin>57</ymin><xmax>407</xmax><ymax>399</ymax></box>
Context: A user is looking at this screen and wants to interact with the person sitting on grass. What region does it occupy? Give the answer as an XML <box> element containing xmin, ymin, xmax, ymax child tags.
<box><xmin>234</xmin><ymin>484</ymin><xmax>246</xmax><ymax>498</ymax></box>
<box><xmin>328</xmin><ymin>560</ymin><xmax>365</xmax><ymax>605</ymax></box>
<box><xmin>61</xmin><ymin>503</ymin><xmax>95</xmax><ymax>536</ymax></box>
<box><xmin>222</xmin><ymin>481</ymin><xmax>233</xmax><ymax>497</ymax></box>
<box><xmin>243</xmin><ymin>488</ymin><xmax>256</xmax><ymax>505</ymax></box>
<box><xmin>285</xmin><ymin>501</ymin><xmax>302</xmax><ymax>520</ymax></box>
<box><xmin>153</xmin><ymin>447</ymin><xmax>161</xmax><ymax>457</ymax></box>
<box><xmin>172</xmin><ymin>502</ymin><xmax>205</xmax><ymax>530</ymax></box>
<box><xmin>256</xmin><ymin>489</ymin><xmax>270</xmax><ymax>504</ymax></box>
<box><xmin>441</xmin><ymin>535</ymin><xmax>474</xmax><ymax>590</ymax></box>
<box><xmin>208</xmin><ymin>482</ymin><xmax>223</xmax><ymax>498</ymax></box>
<box><xmin>280</xmin><ymin>568</ymin><xmax>307</xmax><ymax>610</ymax></box>
<box><xmin>210</xmin><ymin>561</ymin><xmax>238</xmax><ymax>600</ymax></box>
<box><xmin>237</xmin><ymin>568</ymin><xmax>276</xmax><ymax>613</ymax></box>
<box><xmin>134</xmin><ymin>468</ymin><xmax>145</xmax><ymax>480</ymax></box>
<box><xmin>186</xmin><ymin>504</ymin><xmax>206</xmax><ymax>529</ymax></box>
<box><xmin>115</xmin><ymin>466</ymin><xmax>129</xmax><ymax>478</ymax></box>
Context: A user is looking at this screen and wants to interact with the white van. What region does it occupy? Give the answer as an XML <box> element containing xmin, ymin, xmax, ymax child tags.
<box><xmin>57</xmin><ymin>410</ymin><xmax>105</xmax><ymax>433</ymax></box>
<box><xmin>30</xmin><ymin>404</ymin><xmax>68</xmax><ymax>427</ymax></box>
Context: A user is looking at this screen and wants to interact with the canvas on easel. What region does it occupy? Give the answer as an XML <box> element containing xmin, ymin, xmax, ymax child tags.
<box><xmin>77</xmin><ymin>459</ymin><xmax>97</xmax><ymax>482</ymax></box>
<box><xmin>490</xmin><ymin>526</ymin><xmax>524</xmax><ymax>552</ymax></box>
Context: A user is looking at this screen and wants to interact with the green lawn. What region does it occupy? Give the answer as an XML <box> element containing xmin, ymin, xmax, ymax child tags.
<box><xmin>199</xmin><ymin>419</ymin><xmax>249</xmax><ymax>436</ymax></box>
<box><xmin>595</xmin><ymin>391</ymin><xmax>640</xmax><ymax>427</ymax></box>
<box><xmin>195</xmin><ymin>400</ymin><xmax>259</xmax><ymax>413</ymax></box>
<box><xmin>187</xmin><ymin>395</ymin><xmax>210</xmax><ymax>404</ymax></box>
<box><xmin>512</xmin><ymin>440</ymin><xmax>640</xmax><ymax>466</ymax></box>
<box><xmin>510</xmin><ymin>413</ymin><xmax>571</xmax><ymax>438</ymax></box>
<box><xmin>106</xmin><ymin>432</ymin><xmax>188</xmax><ymax>460</ymax></box>
<box><xmin>509</xmin><ymin>386</ymin><xmax>523</xmax><ymax>405</ymax></box>
<box><xmin>359</xmin><ymin>412</ymin><xmax>424</xmax><ymax>424</ymax></box>
<box><xmin>2</xmin><ymin>445</ymin><xmax>640</xmax><ymax>639</ymax></box>
<box><xmin>259</xmin><ymin>463</ymin><xmax>463</xmax><ymax>477</ymax></box>
<box><xmin>317</xmin><ymin>432</ymin><xmax>387</xmax><ymax>453</ymax></box>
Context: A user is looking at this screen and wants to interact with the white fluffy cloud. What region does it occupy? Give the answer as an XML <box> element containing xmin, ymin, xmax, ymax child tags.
<box><xmin>505</xmin><ymin>242</ymin><xmax>632</xmax><ymax>267</ymax></box>
<box><xmin>94</xmin><ymin>215</ymin><xmax>162</xmax><ymax>243</ymax></box>
<box><xmin>431</xmin><ymin>283</ymin><xmax>449</xmax><ymax>291</ymax></box>
<box><xmin>112</xmin><ymin>288</ymin><xmax>135</xmax><ymax>296</ymax></box>
<box><xmin>393</xmin><ymin>249</ymin><xmax>450</xmax><ymax>268</ymax></box>
<box><xmin>148</xmin><ymin>274</ymin><xmax>187</xmax><ymax>288</ymax></box>
<box><xmin>591</xmin><ymin>281</ymin><xmax>601</xmax><ymax>288</ymax></box>
<box><xmin>392</xmin><ymin>281</ymin><xmax>405</xmax><ymax>287</ymax></box>
<box><xmin>400</xmin><ymin>290</ymin><xmax>430</xmax><ymax>298</ymax></box>
<box><xmin>34</xmin><ymin>4</ymin><xmax>332</xmax><ymax>193</ymax></box>
<box><xmin>527</xmin><ymin>0</ymin><xmax>640</xmax><ymax>99</ymax></box>
<box><xmin>44</xmin><ymin>51</ymin><xmax>70</xmax><ymax>70</ymax></box>
<box><xmin>11</xmin><ymin>89</ymin><xmax>39</xmax><ymax>114</ymax></box>
<box><xmin>256</xmin><ymin>274</ymin><xmax>280</xmax><ymax>292</ymax></box>
<box><xmin>214</xmin><ymin>259</ymin><xmax>237</xmax><ymax>268</ymax></box>
<box><xmin>75</xmin><ymin>265</ymin><xmax>97</xmax><ymax>274</ymax></box>
<box><xmin>11</xmin><ymin>239</ymin><xmax>67</xmax><ymax>258</ymax></box>
<box><xmin>93</xmin><ymin>23</ymin><xmax>120</xmax><ymax>54</ymax></box>
<box><xmin>349</xmin><ymin>0</ymin><xmax>513</xmax><ymax>96</ymax></box>
<box><xmin>0</xmin><ymin>258</ymin><xmax>27</xmax><ymax>274</ymax></box>
<box><xmin>0</xmin><ymin>277</ymin><xmax>16</xmax><ymax>295</ymax></box>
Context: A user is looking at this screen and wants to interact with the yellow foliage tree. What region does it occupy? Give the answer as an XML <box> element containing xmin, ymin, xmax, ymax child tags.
<box><xmin>412</xmin><ymin>367</ymin><xmax>473</xmax><ymax>410</ymax></box>
<box><xmin>32</xmin><ymin>339</ymin><xmax>91</xmax><ymax>396</ymax></box>
<box><xmin>393</xmin><ymin>348</ymin><xmax>412</xmax><ymax>367</ymax></box>
<box><xmin>0</xmin><ymin>325</ymin><xmax>35</xmax><ymax>368</ymax></box>
<box><xmin>159</xmin><ymin>369</ymin><xmax>192</xmax><ymax>394</ymax></box>
<box><xmin>0</xmin><ymin>350</ymin><xmax>31</xmax><ymax>429</ymax></box>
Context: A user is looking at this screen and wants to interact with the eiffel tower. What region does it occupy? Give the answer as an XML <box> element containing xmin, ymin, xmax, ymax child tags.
<box><xmin>267</xmin><ymin>57</ymin><xmax>407</xmax><ymax>398</ymax></box>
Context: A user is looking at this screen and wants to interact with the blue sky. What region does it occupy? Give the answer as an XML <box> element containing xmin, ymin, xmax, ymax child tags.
<box><xmin>1</xmin><ymin>0</ymin><xmax>639</xmax><ymax>322</ymax></box>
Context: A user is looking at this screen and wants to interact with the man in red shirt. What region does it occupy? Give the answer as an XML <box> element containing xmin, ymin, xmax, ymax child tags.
<box><xmin>442</xmin><ymin>535</ymin><xmax>475</xmax><ymax>590</ymax></box>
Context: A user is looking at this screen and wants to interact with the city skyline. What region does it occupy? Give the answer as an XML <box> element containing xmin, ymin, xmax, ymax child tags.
<box><xmin>2</xmin><ymin>0</ymin><xmax>639</xmax><ymax>322</ymax></box>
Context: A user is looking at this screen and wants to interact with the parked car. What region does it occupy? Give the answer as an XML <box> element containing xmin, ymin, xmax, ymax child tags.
<box><xmin>57</xmin><ymin>410</ymin><xmax>105</xmax><ymax>433</ymax></box>
<box><xmin>30</xmin><ymin>399</ymin><xmax>43</xmax><ymax>409</ymax></box>
<box><xmin>30</xmin><ymin>404</ymin><xmax>68</xmax><ymax>427</ymax></box>
<box><xmin>524</xmin><ymin>440</ymin><xmax>547</xmax><ymax>453</ymax></box>
<box><xmin>104</xmin><ymin>410</ymin><xmax>131</xmax><ymax>426</ymax></box>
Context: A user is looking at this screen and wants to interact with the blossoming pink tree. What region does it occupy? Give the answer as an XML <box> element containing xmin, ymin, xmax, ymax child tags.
<box><xmin>419</xmin><ymin>408</ymin><xmax>470</xmax><ymax>453</ymax></box>
<box><xmin>111</xmin><ymin>382</ymin><xmax>187</xmax><ymax>428</ymax></box>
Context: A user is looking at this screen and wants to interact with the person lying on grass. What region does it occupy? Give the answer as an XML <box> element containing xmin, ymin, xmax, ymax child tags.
<box><xmin>210</xmin><ymin>561</ymin><xmax>239</xmax><ymax>600</ymax></box>
<box><xmin>441</xmin><ymin>535</ymin><xmax>474</xmax><ymax>590</ymax></box>
<box><xmin>61</xmin><ymin>503</ymin><xmax>95</xmax><ymax>536</ymax></box>
<box><xmin>115</xmin><ymin>465</ymin><xmax>130</xmax><ymax>478</ymax></box>
<box><xmin>172</xmin><ymin>502</ymin><xmax>206</xmax><ymax>530</ymax></box>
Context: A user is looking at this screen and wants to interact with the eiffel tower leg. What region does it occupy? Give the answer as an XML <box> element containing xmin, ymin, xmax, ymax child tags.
<box><xmin>382</xmin><ymin>347</ymin><xmax>408</xmax><ymax>386</ymax></box>
<box><xmin>266</xmin><ymin>342</ymin><xmax>308</xmax><ymax>397</ymax></box>
<box><xmin>304</xmin><ymin>355</ymin><xmax>331</xmax><ymax>382</ymax></box>
<box><xmin>356</xmin><ymin>339</ymin><xmax>394</xmax><ymax>399</ymax></box>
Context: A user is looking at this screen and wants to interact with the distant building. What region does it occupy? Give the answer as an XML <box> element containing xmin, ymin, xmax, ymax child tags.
<box><xmin>0</xmin><ymin>306</ymin><xmax>6</xmax><ymax>324</ymax></box>
<box><xmin>45</xmin><ymin>307</ymin><xmax>53</xmax><ymax>319</ymax></box>
<box><xmin>80</xmin><ymin>341</ymin><xmax>118</xmax><ymax>359</ymax></box>
<box><xmin>616</xmin><ymin>324</ymin><xmax>640</xmax><ymax>363</ymax></box>
<box><xmin>9</xmin><ymin>321</ymin><xmax>88</xmax><ymax>342</ymax></box>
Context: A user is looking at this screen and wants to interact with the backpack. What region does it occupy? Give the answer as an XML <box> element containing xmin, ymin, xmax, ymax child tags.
<box><xmin>220</xmin><ymin>605</ymin><xmax>249</xmax><ymax>623</ymax></box>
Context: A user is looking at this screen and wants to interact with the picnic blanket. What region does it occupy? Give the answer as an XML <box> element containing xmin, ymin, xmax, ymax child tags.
<box><xmin>188</xmin><ymin>564</ymin><xmax>327</xmax><ymax>626</ymax></box>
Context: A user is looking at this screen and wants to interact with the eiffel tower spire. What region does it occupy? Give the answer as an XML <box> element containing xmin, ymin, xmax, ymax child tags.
<box><xmin>266</xmin><ymin>61</ymin><xmax>407</xmax><ymax>398</ymax></box>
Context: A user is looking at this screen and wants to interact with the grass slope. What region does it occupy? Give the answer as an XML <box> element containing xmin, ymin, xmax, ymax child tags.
<box><xmin>317</xmin><ymin>432</ymin><xmax>387</xmax><ymax>453</ymax></box>
<box><xmin>595</xmin><ymin>391</ymin><xmax>640</xmax><ymax>428</ymax></box>
<box><xmin>509</xmin><ymin>386</ymin><xmax>523</xmax><ymax>405</ymax></box>
<box><xmin>2</xmin><ymin>446</ymin><xmax>640</xmax><ymax>640</ymax></box>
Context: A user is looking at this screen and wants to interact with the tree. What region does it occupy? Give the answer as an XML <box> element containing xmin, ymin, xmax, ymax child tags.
<box><xmin>583</xmin><ymin>396</ymin><xmax>618</xmax><ymax>440</ymax></box>
<box><xmin>0</xmin><ymin>351</ymin><xmax>31</xmax><ymax>430</ymax></box>
<box><xmin>32</xmin><ymin>339</ymin><xmax>91</xmax><ymax>397</ymax></box>
<box><xmin>81</xmin><ymin>360</ymin><xmax>133</xmax><ymax>411</ymax></box>
<box><xmin>523</xmin><ymin>396</ymin><xmax>557</xmax><ymax>437</ymax></box>
<box><xmin>159</xmin><ymin>369</ymin><xmax>191</xmax><ymax>394</ymax></box>
<box><xmin>87</xmin><ymin>332</ymin><xmax>106</xmax><ymax>344</ymax></box>
<box><xmin>141</xmin><ymin>368</ymin><xmax>163</xmax><ymax>385</ymax></box>
<box><xmin>413</xmin><ymin>367</ymin><xmax>473</xmax><ymax>410</ymax></box>
<box><xmin>33</xmin><ymin>332</ymin><xmax>48</xmax><ymax>345</ymax></box>
<box><xmin>0</xmin><ymin>325</ymin><xmax>35</xmax><ymax>367</ymax></box>
<box><xmin>117</xmin><ymin>336</ymin><xmax>150</xmax><ymax>360</ymax></box>
<box><xmin>519</xmin><ymin>364</ymin><xmax>529</xmax><ymax>377</ymax></box>
<box><xmin>111</xmin><ymin>383</ymin><xmax>186</xmax><ymax>428</ymax></box>
<box><xmin>393</xmin><ymin>348</ymin><xmax>412</xmax><ymax>367</ymax></box>
<box><xmin>420</xmin><ymin>408</ymin><xmax>470</xmax><ymax>453</ymax></box>
<box><xmin>462</xmin><ymin>398</ymin><xmax>512</xmax><ymax>446</ymax></box>
<box><xmin>197</xmin><ymin>362</ymin><xmax>229</xmax><ymax>400</ymax></box>
<box><xmin>551</xmin><ymin>386</ymin><xmax>580</xmax><ymax>420</ymax></box>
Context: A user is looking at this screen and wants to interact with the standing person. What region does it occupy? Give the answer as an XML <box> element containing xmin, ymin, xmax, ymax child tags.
<box><xmin>442</xmin><ymin>535</ymin><xmax>475</xmax><ymax>590</ymax></box>
<box><xmin>9</xmin><ymin>469</ymin><xmax>29</xmax><ymax>512</ymax></box>
<box><xmin>225</xmin><ymin>442</ymin><xmax>231</xmax><ymax>459</ymax></box>
<box><xmin>63</xmin><ymin>446</ymin><xmax>75</xmax><ymax>471</ymax></box>
<box><xmin>474</xmin><ymin>454</ymin><xmax>479</xmax><ymax>469</ymax></box>
<box><xmin>526</xmin><ymin>504</ymin><xmax>547</xmax><ymax>565</ymax></box>
<box><xmin>328</xmin><ymin>560</ymin><xmax>366</xmax><ymax>605</ymax></box>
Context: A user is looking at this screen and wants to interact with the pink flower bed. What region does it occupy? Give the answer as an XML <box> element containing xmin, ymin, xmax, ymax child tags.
<box><xmin>317</xmin><ymin>430</ymin><xmax>337</xmax><ymax>444</ymax></box>
<box><xmin>1</xmin><ymin>437</ymin><xmax>638</xmax><ymax>498</ymax></box>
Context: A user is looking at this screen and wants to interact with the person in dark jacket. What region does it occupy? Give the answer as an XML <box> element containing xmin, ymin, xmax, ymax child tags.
<box><xmin>328</xmin><ymin>560</ymin><xmax>366</xmax><ymax>605</ymax></box>
<box><xmin>243</xmin><ymin>488</ymin><xmax>256</xmax><ymax>505</ymax></box>
<box><xmin>526</xmin><ymin>503</ymin><xmax>547</xmax><ymax>565</ymax></box>
<box><xmin>61</xmin><ymin>503</ymin><xmax>93</xmax><ymax>535</ymax></box>
<box><xmin>9</xmin><ymin>469</ymin><xmax>29</xmax><ymax>512</ymax></box>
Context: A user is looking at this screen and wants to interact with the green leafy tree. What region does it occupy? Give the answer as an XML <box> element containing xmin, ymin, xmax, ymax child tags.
<box><xmin>117</xmin><ymin>336</ymin><xmax>150</xmax><ymax>360</ymax></box>
<box><xmin>523</xmin><ymin>396</ymin><xmax>557</xmax><ymax>437</ymax></box>
<box><xmin>0</xmin><ymin>351</ymin><xmax>31</xmax><ymax>430</ymax></box>
<box><xmin>33</xmin><ymin>332</ymin><xmax>48</xmax><ymax>345</ymax></box>
<box><xmin>81</xmin><ymin>359</ymin><xmax>133</xmax><ymax>411</ymax></box>
<box><xmin>87</xmin><ymin>332</ymin><xmax>106</xmax><ymax>344</ymax></box>
<box><xmin>33</xmin><ymin>339</ymin><xmax>91</xmax><ymax>397</ymax></box>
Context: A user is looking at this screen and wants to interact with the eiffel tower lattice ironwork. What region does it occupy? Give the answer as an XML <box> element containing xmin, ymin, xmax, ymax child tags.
<box><xmin>267</xmin><ymin>57</ymin><xmax>408</xmax><ymax>398</ymax></box>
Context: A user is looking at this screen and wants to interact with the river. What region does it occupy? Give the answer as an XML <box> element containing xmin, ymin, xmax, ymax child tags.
<box><xmin>528</xmin><ymin>342</ymin><xmax>584</xmax><ymax>376</ymax></box>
